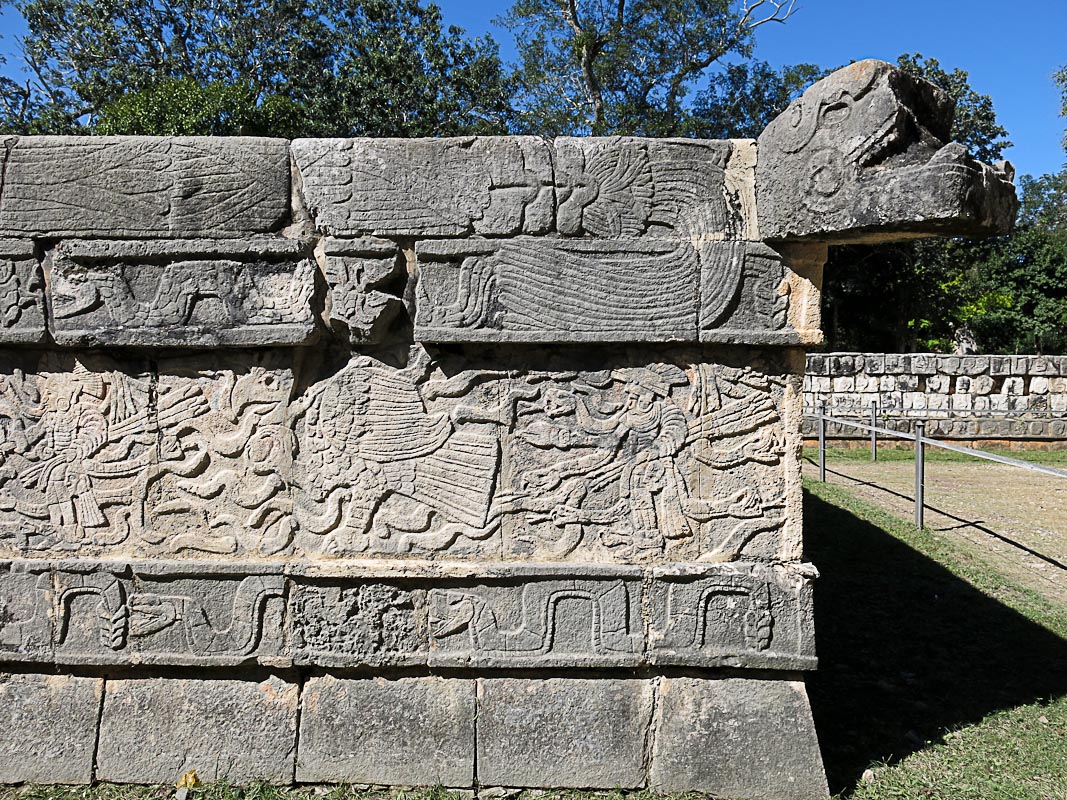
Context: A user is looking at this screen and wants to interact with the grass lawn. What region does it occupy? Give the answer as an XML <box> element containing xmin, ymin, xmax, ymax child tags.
<box><xmin>804</xmin><ymin>444</ymin><xmax>1067</xmax><ymax>467</ymax></box>
<box><xmin>3</xmin><ymin>482</ymin><xmax>1065</xmax><ymax>800</ymax></box>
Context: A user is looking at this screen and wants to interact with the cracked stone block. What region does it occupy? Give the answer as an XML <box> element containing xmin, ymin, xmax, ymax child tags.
<box><xmin>0</xmin><ymin>239</ymin><xmax>44</xmax><ymax>343</ymax></box>
<box><xmin>0</xmin><ymin>673</ymin><xmax>101</xmax><ymax>783</ymax></box>
<box><xmin>297</xmin><ymin>676</ymin><xmax>475</xmax><ymax>785</ymax></box>
<box><xmin>292</xmin><ymin>137</ymin><xmax>554</xmax><ymax>237</ymax></box>
<box><xmin>323</xmin><ymin>237</ymin><xmax>405</xmax><ymax>344</ymax></box>
<box><xmin>650</xmin><ymin>677</ymin><xmax>829</xmax><ymax>799</ymax></box>
<box><xmin>477</xmin><ymin>678</ymin><xmax>653</xmax><ymax>789</ymax></box>
<box><xmin>758</xmin><ymin>60</ymin><xmax>1017</xmax><ymax>243</ymax></box>
<box><xmin>49</xmin><ymin>238</ymin><xmax>316</xmax><ymax>347</ymax></box>
<box><xmin>0</xmin><ymin>137</ymin><xmax>289</xmax><ymax>237</ymax></box>
<box><xmin>96</xmin><ymin>677</ymin><xmax>298</xmax><ymax>782</ymax></box>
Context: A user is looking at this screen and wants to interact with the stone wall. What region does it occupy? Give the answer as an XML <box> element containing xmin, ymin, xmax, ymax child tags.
<box><xmin>804</xmin><ymin>353</ymin><xmax>1067</xmax><ymax>441</ymax></box>
<box><xmin>0</xmin><ymin>60</ymin><xmax>1017</xmax><ymax>798</ymax></box>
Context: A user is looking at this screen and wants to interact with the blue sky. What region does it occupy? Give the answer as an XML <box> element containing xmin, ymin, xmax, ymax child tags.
<box><xmin>1</xmin><ymin>0</ymin><xmax>1064</xmax><ymax>179</ymax></box>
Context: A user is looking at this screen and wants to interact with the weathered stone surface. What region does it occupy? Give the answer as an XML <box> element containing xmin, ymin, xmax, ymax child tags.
<box><xmin>477</xmin><ymin>678</ymin><xmax>653</xmax><ymax>788</ymax></box>
<box><xmin>650</xmin><ymin>677</ymin><xmax>829</xmax><ymax>799</ymax></box>
<box><xmin>1</xmin><ymin>137</ymin><xmax>289</xmax><ymax>237</ymax></box>
<box><xmin>96</xmin><ymin>676</ymin><xmax>298</xmax><ymax>782</ymax></box>
<box><xmin>297</xmin><ymin>676</ymin><xmax>475</xmax><ymax>785</ymax></box>
<box><xmin>554</xmin><ymin>137</ymin><xmax>755</xmax><ymax>239</ymax></box>
<box><xmin>415</xmin><ymin>240</ymin><xmax>816</xmax><ymax>345</ymax></box>
<box><xmin>758</xmin><ymin>60</ymin><xmax>1017</xmax><ymax>242</ymax></box>
<box><xmin>292</xmin><ymin>137</ymin><xmax>554</xmax><ymax>237</ymax></box>
<box><xmin>0</xmin><ymin>239</ymin><xmax>44</xmax><ymax>343</ymax></box>
<box><xmin>323</xmin><ymin>237</ymin><xmax>404</xmax><ymax>343</ymax></box>
<box><xmin>50</xmin><ymin>238</ymin><xmax>316</xmax><ymax>347</ymax></box>
<box><xmin>0</xmin><ymin>673</ymin><xmax>101</xmax><ymax>783</ymax></box>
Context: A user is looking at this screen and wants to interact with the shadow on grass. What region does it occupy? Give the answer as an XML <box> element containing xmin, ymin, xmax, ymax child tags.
<box><xmin>803</xmin><ymin>488</ymin><xmax>1067</xmax><ymax>796</ymax></box>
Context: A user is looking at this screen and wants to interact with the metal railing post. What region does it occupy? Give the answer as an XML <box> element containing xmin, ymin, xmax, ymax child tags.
<box><xmin>914</xmin><ymin>420</ymin><xmax>925</xmax><ymax>529</ymax></box>
<box><xmin>818</xmin><ymin>402</ymin><xmax>827</xmax><ymax>482</ymax></box>
<box><xmin>870</xmin><ymin>401</ymin><xmax>878</xmax><ymax>462</ymax></box>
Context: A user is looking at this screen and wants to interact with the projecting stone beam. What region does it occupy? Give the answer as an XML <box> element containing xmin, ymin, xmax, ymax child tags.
<box><xmin>0</xmin><ymin>136</ymin><xmax>290</xmax><ymax>238</ymax></box>
<box><xmin>757</xmin><ymin>59</ymin><xmax>1018</xmax><ymax>243</ymax></box>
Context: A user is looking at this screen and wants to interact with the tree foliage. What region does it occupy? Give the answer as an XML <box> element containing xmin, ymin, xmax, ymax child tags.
<box><xmin>500</xmin><ymin>0</ymin><xmax>797</xmax><ymax>136</ymax></box>
<box><xmin>0</xmin><ymin>0</ymin><xmax>513</xmax><ymax>137</ymax></box>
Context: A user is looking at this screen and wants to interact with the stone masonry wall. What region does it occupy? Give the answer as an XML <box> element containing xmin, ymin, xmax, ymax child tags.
<box><xmin>0</xmin><ymin>60</ymin><xmax>1017</xmax><ymax>799</ymax></box>
<box><xmin>804</xmin><ymin>353</ymin><xmax>1067</xmax><ymax>441</ymax></box>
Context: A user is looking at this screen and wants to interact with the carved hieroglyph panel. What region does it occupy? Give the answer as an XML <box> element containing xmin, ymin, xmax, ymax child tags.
<box><xmin>292</xmin><ymin>137</ymin><xmax>555</xmax><ymax>237</ymax></box>
<box><xmin>415</xmin><ymin>240</ymin><xmax>807</xmax><ymax>344</ymax></box>
<box><xmin>50</xmin><ymin>239</ymin><xmax>317</xmax><ymax>347</ymax></box>
<box><xmin>0</xmin><ymin>137</ymin><xmax>290</xmax><ymax>237</ymax></box>
<box><xmin>0</xmin><ymin>239</ymin><xmax>44</xmax><ymax>344</ymax></box>
<box><xmin>554</xmin><ymin>137</ymin><xmax>755</xmax><ymax>240</ymax></box>
<box><xmin>0</xmin><ymin>346</ymin><xmax>800</xmax><ymax>564</ymax></box>
<box><xmin>322</xmin><ymin>237</ymin><xmax>405</xmax><ymax>344</ymax></box>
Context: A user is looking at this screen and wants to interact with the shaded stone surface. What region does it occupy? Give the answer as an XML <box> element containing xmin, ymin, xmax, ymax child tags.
<box><xmin>650</xmin><ymin>677</ymin><xmax>829</xmax><ymax>799</ymax></box>
<box><xmin>0</xmin><ymin>137</ymin><xmax>290</xmax><ymax>238</ymax></box>
<box><xmin>0</xmin><ymin>673</ymin><xmax>101</xmax><ymax>783</ymax></box>
<box><xmin>96</xmin><ymin>677</ymin><xmax>298</xmax><ymax>782</ymax></box>
<box><xmin>297</xmin><ymin>676</ymin><xmax>475</xmax><ymax>785</ymax></box>
<box><xmin>758</xmin><ymin>60</ymin><xmax>1017</xmax><ymax>243</ymax></box>
<box><xmin>477</xmin><ymin>678</ymin><xmax>654</xmax><ymax>788</ymax></box>
<box><xmin>0</xmin><ymin>239</ymin><xmax>44</xmax><ymax>343</ymax></box>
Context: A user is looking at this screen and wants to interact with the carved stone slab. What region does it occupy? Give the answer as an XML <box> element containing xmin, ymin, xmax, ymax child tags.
<box><xmin>0</xmin><ymin>558</ymin><xmax>816</xmax><ymax>671</ymax></box>
<box><xmin>323</xmin><ymin>237</ymin><xmax>405</xmax><ymax>344</ymax></box>
<box><xmin>297</xmin><ymin>676</ymin><xmax>476</xmax><ymax>785</ymax></box>
<box><xmin>293</xmin><ymin>137</ymin><xmax>555</xmax><ymax>237</ymax></box>
<box><xmin>757</xmin><ymin>60</ymin><xmax>1017</xmax><ymax>243</ymax></box>
<box><xmin>555</xmin><ymin>137</ymin><xmax>756</xmax><ymax>240</ymax></box>
<box><xmin>0</xmin><ymin>137</ymin><xmax>290</xmax><ymax>238</ymax></box>
<box><xmin>0</xmin><ymin>673</ymin><xmax>102</xmax><ymax>783</ymax></box>
<box><xmin>96</xmin><ymin>676</ymin><xmax>299</xmax><ymax>783</ymax></box>
<box><xmin>49</xmin><ymin>238</ymin><xmax>317</xmax><ymax>347</ymax></box>
<box><xmin>0</xmin><ymin>239</ymin><xmax>44</xmax><ymax>344</ymax></box>
<box><xmin>0</xmin><ymin>347</ymin><xmax>801</xmax><ymax>565</ymax></box>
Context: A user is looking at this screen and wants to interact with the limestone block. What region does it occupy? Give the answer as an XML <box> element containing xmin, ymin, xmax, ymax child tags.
<box><xmin>971</xmin><ymin>374</ymin><xmax>996</xmax><ymax>395</ymax></box>
<box><xmin>811</xmin><ymin>376</ymin><xmax>831</xmax><ymax>392</ymax></box>
<box><xmin>926</xmin><ymin>375</ymin><xmax>949</xmax><ymax>393</ymax></box>
<box><xmin>650</xmin><ymin>677</ymin><xmax>829</xmax><ymax>799</ymax></box>
<box><xmin>855</xmin><ymin>374</ymin><xmax>879</xmax><ymax>392</ymax></box>
<box><xmin>96</xmin><ymin>676</ymin><xmax>298</xmax><ymax>782</ymax></box>
<box><xmin>1011</xmin><ymin>356</ymin><xmax>1031</xmax><ymax>375</ymax></box>
<box><xmin>1002</xmin><ymin>377</ymin><xmax>1025</xmax><ymax>395</ymax></box>
<box><xmin>323</xmin><ymin>237</ymin><xmax>404</xmax><ymax>344</ymax></box>
<box><xmin>807</xmin><ymin>354</ymin><xmax>826</xmax><ymax>374</ymax></box>
<box><xmin>897</xmin><ymin>374</ymin><xmax>920</xmax><ymax>391</ymax></box>
<box><xmin>903</xmin><ymin>392</ymin><xmax>926</xmax><ymax>410</ymax></box>
<box><xmin>555</xmin><ymin>137</ymin><xmax>755</xmax><ymax>240</ymax></box>
<box><xmin>1</xmin><ymin>137</ymin><xmax>289</xmax><ymax>237</ymax></box>
<box><xmin>864</xmin><ymin>353</ymin><xmax>885</xmax><ymax>373</ymax></box>
<box><xmin>960</xmin><ymin>356</ymin><xmax>988</xmax><ymax>375</ymax></box>
<box><xmin>1049</xmin><ymin>377</ymin><xmax>1067</xmax><ymax>393</ymax></box>
<box><xmin>292</xmin><ymin>137</ymin><xmax>554</xmax><ymax>237</ymax></box>
<box><xmin>951</xmin><ymin>393</ymin><xmax>973</xmax><ymax>411</ymax></box>
<box><xmin>49</xmin><ymin>238</ymin><xmax>317</xmax><ymax>347</ymax></box>
<box><xmin>477</xmin><ymin>678</ymin><xmax>653</xmax><ymax>789</ymax></box>
<box><xmin>414</xmin><ymin>240</ymin><xmax>800</xmax><ymax>344</ymax></box>
<box><xmin>297</xmin><ymin>676</ymin><xmax>475</xmax><ymax>785</ymax></box>
<box><xmin>758</xmin><ymin>60</ymin><xmax>1017</xmax><ymax>243</ymax></box>
<box><xmin>0</xmin><ymin>239</ymin><xmax>44</xmax><ymax>343</ymax></box>
<box><xmin>879</xmin><ymin>375</ymin><xmax>897</xmax><ymax>391</ymax></box>
<box><xmin>1031</xmin><ymin>376</ymin><xmax>1050</xmax><ymax>394</ymax></box>
<box><xmin>883</xmin><ymin>354</ymin><xmax>908</xmax><ymax>374</ymax></box>
<box><xmin>911</xmin><ymin>355</ymin><xmax>936</xmax><ymax>375</ymax></box>
<box><xmin>0</xmin><ymin>562</ymin><xmax>52</xmax><ymax>661</ymax></box>
<box><xmin>989</xmin><ymin>356</ymin><xmax>1012</xmax><ymax>376</ymax></box>
<box><xmin>1051</xmin><ymin>394</ymin><xmax>1067</xmax><ymax>412</ymax></box>
<box><xmin>955</xmin><ymin>376</ymin><xmax>972</xmax><ymax>393</ymax></box>
<box><xmin>1031</xmin><ymin>356</ymin><xmax>1054</xmax><ymax>375</ymax></box>
<box><xmin>990</xmin><ymin>395</ymin><xmax>1010</xmax><ymax>411</ymax></box>
<box><xmin>0</xmin><ymin>673</ymin><xmax>101</xmax><ymax>783</ymax></box>
<box><xmin>927</xmin><ymin>393</ymin><xmax>948</xmax><ymax>410</ymax></box>
<box><xmin>832</xmin><ymin>376</ymin><xmax>854</xmax><ymax>392</ymax></box>
<box><xmin>647</xmin><ymin>562</ymin><xmax>817</xmax><ymax>670</ymax></box>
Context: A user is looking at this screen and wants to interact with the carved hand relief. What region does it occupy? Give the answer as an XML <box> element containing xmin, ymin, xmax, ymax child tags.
<box><xmin>50</xmin><ymin>239</ymin><xmax>317</xmax><ymax>347</ymax></box>
<box><xmin>0</xmin><ymin>347</ymin><xmax>793</xmax><ymax>564</ymax></box>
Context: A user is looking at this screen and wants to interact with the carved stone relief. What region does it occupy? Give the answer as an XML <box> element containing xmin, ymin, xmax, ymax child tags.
<box><xmin>0</xmin><ymin>240</ymin><xmax>44</xmax><ymax>344</ymax></box>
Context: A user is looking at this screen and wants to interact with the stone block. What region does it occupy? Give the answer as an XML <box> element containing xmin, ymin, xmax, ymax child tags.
<box><xmin>49</xmin><ymin>238</ymin><xmax>317</xmax><ymax>347</ymax></box>
<box><xmin>1011</xmin><ymin>356</ymin><xmax>1031</xmax><ymax>375</ymax></box>
<box><xmin>974</xmin><ymin>395</ymin><xmax>991</xmax><ymax>411</ymax></box>
<box><xmin>292</xmin><ymin>137</ymin><xmax>555</xmax><ymax>237</ymax></box>
<box><xmin>297</xmin><ymin>676</ymin><xmax>475</xmax><ymax>786</ymax></box>
<box><xmin>883</xmin><ymin>353</ymin><xmax>908</xmax><ymax>374</ymax></box>
<box><xmin>927</xmin><ymin>393</ymin><xmax>948</xmax><ymax>410</ymax></box>
<box><xmin>323</xmin><ymin>237</ymin><xmax>403</xmax><ymax>344</ymax></box>
<box><xmin>951</xmin><ymin>393</ymin><xmax>973</xmax><ymax>411</ymax></box>
<box><xmin>650</xmin><ymin>677</ymin><xmax>828</xmax><ymax>799</ymax></box>
<box><xmin>811</xmin><ymin>376</ymin><xmax>831</xmax><ymax>392</ymax></box>
<box><xmin>959</xmin><ymin>356</ymin><xmax>988</xmax><ymax>375</ymax></box>
<box><xmin>1051</xmin><ymin>394</ymin><xmax>1067</xmax><ymax>412</ymax></box>
<box><xmin>1</xmin><ymin>137</ymin><xmax>289</xmax><ymax>237</ymax></box>
<box><xmin>955</xmin><ymin>376</ymin><xmax>971</xmax><ymax>393</ymax></box>
<box><xmin>0</xmin><ymin>673</ymin><xmax>102</xmax><ymax>783</ymax></box>
<box><xmin>0</xmin><ymin>239</ymin><xmax>44</xmax><ymax>343</ymax></box>
<box><xmin>1031</xmin><ymin>376</ymin><xmax>1050</xmax><ymax>394</ymax></box>
<box><xmin>940</xmin><ymin>356</ymin><xmax>960</xmax><ymax>374</ymax></box>
<box><xmin>807</xmin><ymin>354</ymin><xmax>826</xmax><ymax>374</ymax></box>
<box><xmin>1002</xmin><ymin>377</ymin><xmax>1025</xmax><ymax>395</ymax></box>
<box><xmin>926</xmin><ymin>375</ymin><xmax>949</xmax><ymax>393</ymax></box>
<box><xmin>758</xmin><ymin>60</ymin><xmax>1016</xmax><ymax>243</ymax></box>
<box><xmin>477</xmin><ymin>678</ymin><xmax>653</xmax><ymax>789</ymax></box>
<box><xmin>971</xmin><ymin>374</ymin><xmax>995</xmax><ymax>395</ymax></box>
<box><xmin>864</xmin><ymin>353</ymin><xmax>885</xmax><ymax>373</ymax></box>
<box><xmin>96</xmin><ymin>676</ymin><xmax>298</xmax><ymax>782</ymax></box>
<box><xmin>556</xmin><ymin>137</ymin><xmax>755</xmax><ymax>239</ymax></box>
<box><xmin>989</xmin><ymin>355</ymin><xmax>1012</xmax><ymax>375</ymax></box>
<box><xmin>879</xmin><ymin>375</ymin><xmax>897</xmax><ymax>391</ymax></box>
<box><xmin>854</xmin><ymin>375</ymin><xmax>879</xmax><ymax>392</ymax></box>
<box><xmin>832</xmin><ymin>376</ymin><xmax>854</xmax><ymax>392</ymax></box>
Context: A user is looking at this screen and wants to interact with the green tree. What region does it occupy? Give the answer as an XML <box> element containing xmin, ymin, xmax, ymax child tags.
<box><xmin>0</xmin><ymin>0</ymin><xmax>513</xmax><ymax>137</ymax></box>
<box><xmin>499</xmin><ymin>0</ymin><xmax>797</xmax><ymax>136</ymax></box>
<box><xmin>822</xmin><ymin>53</ymin><xmax>1014</xmax><ymax>353</ymax></box>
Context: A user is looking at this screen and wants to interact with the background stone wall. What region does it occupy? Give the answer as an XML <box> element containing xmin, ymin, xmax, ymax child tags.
<box><xmin>804</xmin><ymin>353</ymin><xmax>1067</xmax><ymax>441</ymax></box>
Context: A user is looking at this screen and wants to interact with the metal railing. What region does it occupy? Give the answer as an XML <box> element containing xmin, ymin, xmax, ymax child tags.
<box><xmin>809</xmin><ymin>404</ymin><xmax>1067</xmax><ymax>528</ymax></box>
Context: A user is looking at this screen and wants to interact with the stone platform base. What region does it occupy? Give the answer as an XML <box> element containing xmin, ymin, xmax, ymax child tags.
<box><xmin>0</xmin><ymin>671</ymin><xmax>829</xmax><ymax>799</ymax></box>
